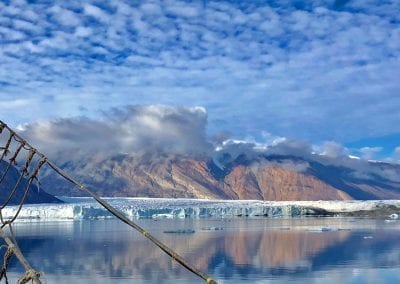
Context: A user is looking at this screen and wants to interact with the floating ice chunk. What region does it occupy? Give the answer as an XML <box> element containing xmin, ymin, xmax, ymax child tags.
<box><xmin>152</xmin><ymin>213</ymin><xmax>174</xmax><ymax>219</ymax></box>
<box><xmin>177</xmin><ymin>209</ymin><xmax>186</xmax><ymax>218</ymax></box>
<box><xmin>163</xmin><ymin>229</ymin><xmax>195</xmax><ymax>234</ymax></box>
<box><xmin>201</xmin><ymin>227</ymin><xmax>223</xmax><ymax>231</ymax></box>
<box><xmin>321</xmin><ymin>227</ymin><xmax>333</xmax><ymax>232</ymax></box>
<box><xmin>306</xmin><ymin>227</ymin><xmax>334</xmax><ymax>232</ymax></box>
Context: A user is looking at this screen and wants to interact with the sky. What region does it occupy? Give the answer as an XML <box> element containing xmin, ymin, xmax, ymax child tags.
<box><xmin>0</xmin><ymin>0</ymin><xmax>399</xmax><ymax>161</ymax></box>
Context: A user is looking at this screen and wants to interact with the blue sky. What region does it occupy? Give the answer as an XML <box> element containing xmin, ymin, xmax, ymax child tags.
<box><xmin>0</xmin><ymin>0</ymin><xmax>399</xmax><ymax>161</ymax></box>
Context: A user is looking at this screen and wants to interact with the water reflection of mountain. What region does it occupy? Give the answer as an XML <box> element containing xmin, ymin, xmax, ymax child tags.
<box><xmin>6</xmin><ymin>220</ymin><xmax>400</xmax><ymax>282</ymax></box>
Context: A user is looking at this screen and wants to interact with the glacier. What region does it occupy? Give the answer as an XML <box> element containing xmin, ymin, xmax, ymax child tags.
<box><xmin>2</xmin><ymin>198</ymin><xmax>400</xmax><ymax>221</ymax></box>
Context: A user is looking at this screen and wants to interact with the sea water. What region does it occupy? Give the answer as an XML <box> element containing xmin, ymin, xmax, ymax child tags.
<box><xmin>3</xmin><ymin>217</ymin><xmax>400</xmax><ymax>283</ymax></box>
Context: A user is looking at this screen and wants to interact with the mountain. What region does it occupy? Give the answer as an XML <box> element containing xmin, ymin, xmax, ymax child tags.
<box><xmin>0</xmin><ymin>160</ymin><xmax>61</xmax><ymax>205</ymax></box>
<box><xmin>39</xmin><ymin>152</ymin><xmax>400</xmax><ymax>200</ymax></box>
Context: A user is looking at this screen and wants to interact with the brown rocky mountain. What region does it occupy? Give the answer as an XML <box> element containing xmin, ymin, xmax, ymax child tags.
<box><xmin>41</xmin><ymin>153</ymin><xmax>400</xmax><ymax>200</ymax></box>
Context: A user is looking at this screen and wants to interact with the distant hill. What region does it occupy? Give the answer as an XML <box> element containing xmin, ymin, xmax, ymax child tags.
<box><xmin>39</xmin><ymin>153</ymin><xmax>400</xmax><ymax>200</ymax></box>
<box><xmin>0</xmin><ymin>160</ymin><xmax>61</xmax><ymax>205</ymax></box>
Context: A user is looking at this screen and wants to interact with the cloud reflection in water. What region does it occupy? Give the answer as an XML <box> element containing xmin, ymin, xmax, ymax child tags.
<box><xmin>5</xmin><ymin>218</ymin><xmax>400</xmax><ymax>283</ymax></box>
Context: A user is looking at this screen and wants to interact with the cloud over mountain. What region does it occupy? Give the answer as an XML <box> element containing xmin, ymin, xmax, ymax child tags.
<box><xmin>9</xmin><ymin>104</ymin><xmax>399</xmax><ymax>190</ymax></box>
<box><xmin>18</xmin><ymin>105</ymin><xmax>212</xmax><ymax>161</ymax></box>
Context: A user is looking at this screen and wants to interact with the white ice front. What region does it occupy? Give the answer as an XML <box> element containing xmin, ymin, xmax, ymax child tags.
<box><xmin>2</xmin><ymin>198</ymin><xmax>400</xmax><ymax>221</ymax></box>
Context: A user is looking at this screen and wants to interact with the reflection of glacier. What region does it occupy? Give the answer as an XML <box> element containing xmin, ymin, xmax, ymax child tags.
<box><xmin>3</xmin><ymin>198</ymin><xmax>400</xmax><ymax>220</ymax></box>
<box><xmin>6</xmin><ymin>219</ymin><xmax>400</xmax><ymax>284</ymax></box>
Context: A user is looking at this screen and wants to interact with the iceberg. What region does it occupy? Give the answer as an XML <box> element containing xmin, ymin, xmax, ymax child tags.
<box><xmin>2</xmin><ymin>198</ymin><xmax>400</xmax><ymax>221</ymax></box>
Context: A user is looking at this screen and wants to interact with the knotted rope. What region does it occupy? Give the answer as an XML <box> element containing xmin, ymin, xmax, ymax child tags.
<box><xmin>18</xmin><ymin>269</ymin><xmax>41</xmax><ymax>284</ymax></box>
<box><xmin>0</xmin><ymin>244</ymin><xmax>14</xmax><ymax>282</ymax></box>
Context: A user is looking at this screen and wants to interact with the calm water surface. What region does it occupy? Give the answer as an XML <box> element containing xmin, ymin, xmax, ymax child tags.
<box><xmin>4</xmin><ymin>218</ymin><xmax>400</xmax><ymax>283</ymax></box>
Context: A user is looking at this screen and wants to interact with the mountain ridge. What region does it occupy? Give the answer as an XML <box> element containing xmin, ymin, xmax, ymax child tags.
<box><xmin>39</xmin><ymin>153</ymin><xmax>400</xmax><ymax>200</ymax></box>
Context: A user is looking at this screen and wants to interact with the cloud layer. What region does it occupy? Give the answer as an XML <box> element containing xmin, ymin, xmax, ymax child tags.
<box><xmin>18</xmin><ymin>105</ymin><xmax>211</xmax><ymax>160</ymax></box>
<box><xmin>1</xmin><ymin>0</ymin><xmax>399</xmax><ymax>145</ymax></box>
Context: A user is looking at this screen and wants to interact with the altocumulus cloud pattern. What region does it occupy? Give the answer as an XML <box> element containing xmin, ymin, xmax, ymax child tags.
<box><xmin>0</xmin><ymin>0</ymin><xmax>399</xmax><ymax>151</ymax></box>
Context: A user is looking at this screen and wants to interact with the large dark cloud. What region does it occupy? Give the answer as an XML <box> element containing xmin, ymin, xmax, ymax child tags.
<box><xmin>18</xmin><ymin>105</ymin><xmax>212</xmax><ymax>161</ymax></box>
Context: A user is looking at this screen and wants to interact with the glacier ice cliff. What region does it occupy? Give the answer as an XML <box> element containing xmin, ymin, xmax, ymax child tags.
<box><xmin>2</xmin><ymin>198</ymin><xmax>400</xmax><ymax>221</ymax></box>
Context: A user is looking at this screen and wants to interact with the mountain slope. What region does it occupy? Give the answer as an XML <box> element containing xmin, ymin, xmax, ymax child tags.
<box><xmin>0</xmin><ymin>160</ymin><xmax>61</xmax><ymax>204</ymax></box>
<box><xmin>222</xmin><ymin>165</ymin><xmax>352</xmax><ymax>200</ymax></box>
<box><xmin>40</xmin><ymin>153</ymin><xmax>400</xmax><ymax>200</ymax></box>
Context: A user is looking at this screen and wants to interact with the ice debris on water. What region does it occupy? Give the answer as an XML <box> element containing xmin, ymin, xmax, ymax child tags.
<box><xmin>385</xmin><ymin>213</ymin><xmax>399</xmax><ymax>222</ymax></box>
<box><xmin>201</xmin><ymin>227</ymin><xmax>223</xmax><ymax>231</ymax></box>
<box><xmin>163</xmin><ymin>229</ymin><xmax>195</xmax><ymax>234</ymax></box>
<box><xmin>306</xmin><ymin>227</ymin><xmax>333</xmax><ymax>232</ymax></box>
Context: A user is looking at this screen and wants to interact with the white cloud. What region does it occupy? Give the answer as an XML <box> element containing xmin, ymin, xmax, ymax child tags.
<box><xmin>74</xmin><ymin>26</ymin><xmax>93</xmax><ymax>37</ymax></box>
<box><xmin>140</xmin><ymin>3</ymin><xmax>162</xmax><ymax>15</ymax></box>
<box><xmin>360</xmin><ymin>147</ymin><xmax>383</xmax><ymax>160</ymax></box>
<box><xmin>0</xmin><ymin>99</ymin><xmax>32</xmax><ymax>109</ymax></box>
<box><xmin>318</xmin><ymin>141</ymin><xmax>348</xmax><ymax>158</ymax></box>
<box><xmin>168</xmin><ymin>4</ymin><xmax>200</xmax><ymax>18</ymax></box>
<box><xmin>83</xmin><ymin>4</ymin><xmax>111</xmax><ymax>22</ymax></box>
<box><xmin>0</xmin><ymin>26</ymin><xmax>25</xmax><ymax>40</ymax></box>
<box><xmin>18</xmin><ymin>105</ymin><xmax>212</xmax><ymax>162</ymax></box>
<box><xmin>0</xmin><ymin>0</ymin><xmax>399</xmax><ymax>145</ymax></box>
<box><xmin>395</xmin><ymin>147</ymin><xmax>400</xmax><ymax>157</ymax></box>
<box><xmin>49</xmin><ymin>6</ymin><xmax>81</xmax><ymax>27</ymax></box>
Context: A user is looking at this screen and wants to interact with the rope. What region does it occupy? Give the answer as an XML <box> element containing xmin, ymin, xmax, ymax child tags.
<box><xmin>47</xmin><ymin>161</ymin><xmax>217</xmax><ymax>284</ymax></box>
<box><xmin>0</xmin><ymin>244</ymin><xmax>14</xmax><ymax>282</ymax></box>
<box><xmin>0</xmin><ymin>149</ymin><xmax>36</xmax><ymax>210</ymax></box>
<box><xmin>0</xmin><ymin>121</ymin><xmax>42</xmax><ymax>283</ymax></box>
<box><xmin>0</xmin><ymin>133</ymin><xmax>14</xmax><ymax>162</ymax></box>
<box><xmin>0</xmin><ymin>227</ymin><xmax>41</xmax><ymax>284</ymax></box>
<box><xmin>9</xmin><ymin>140</ymin><xmax>25</xmax><ymax>165</ymax></box>
<box><xmin>18</xmin><ymin>269</ymin><xmax>41</xmax><ymax>284</ymax></box>
<box><xmin>0</xmin><ymin>141</ymin><xmax>25</xmax><ymax>184</ymax></box>
<box><xmin>0</xmin><ymin>120</ymin><xmax>218</xmax><ymax>284</ymax></box>
<box><xmin>1</xmin><ymin>157</ymin><xmax>46</xmax><ymax>228</ymax></box>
